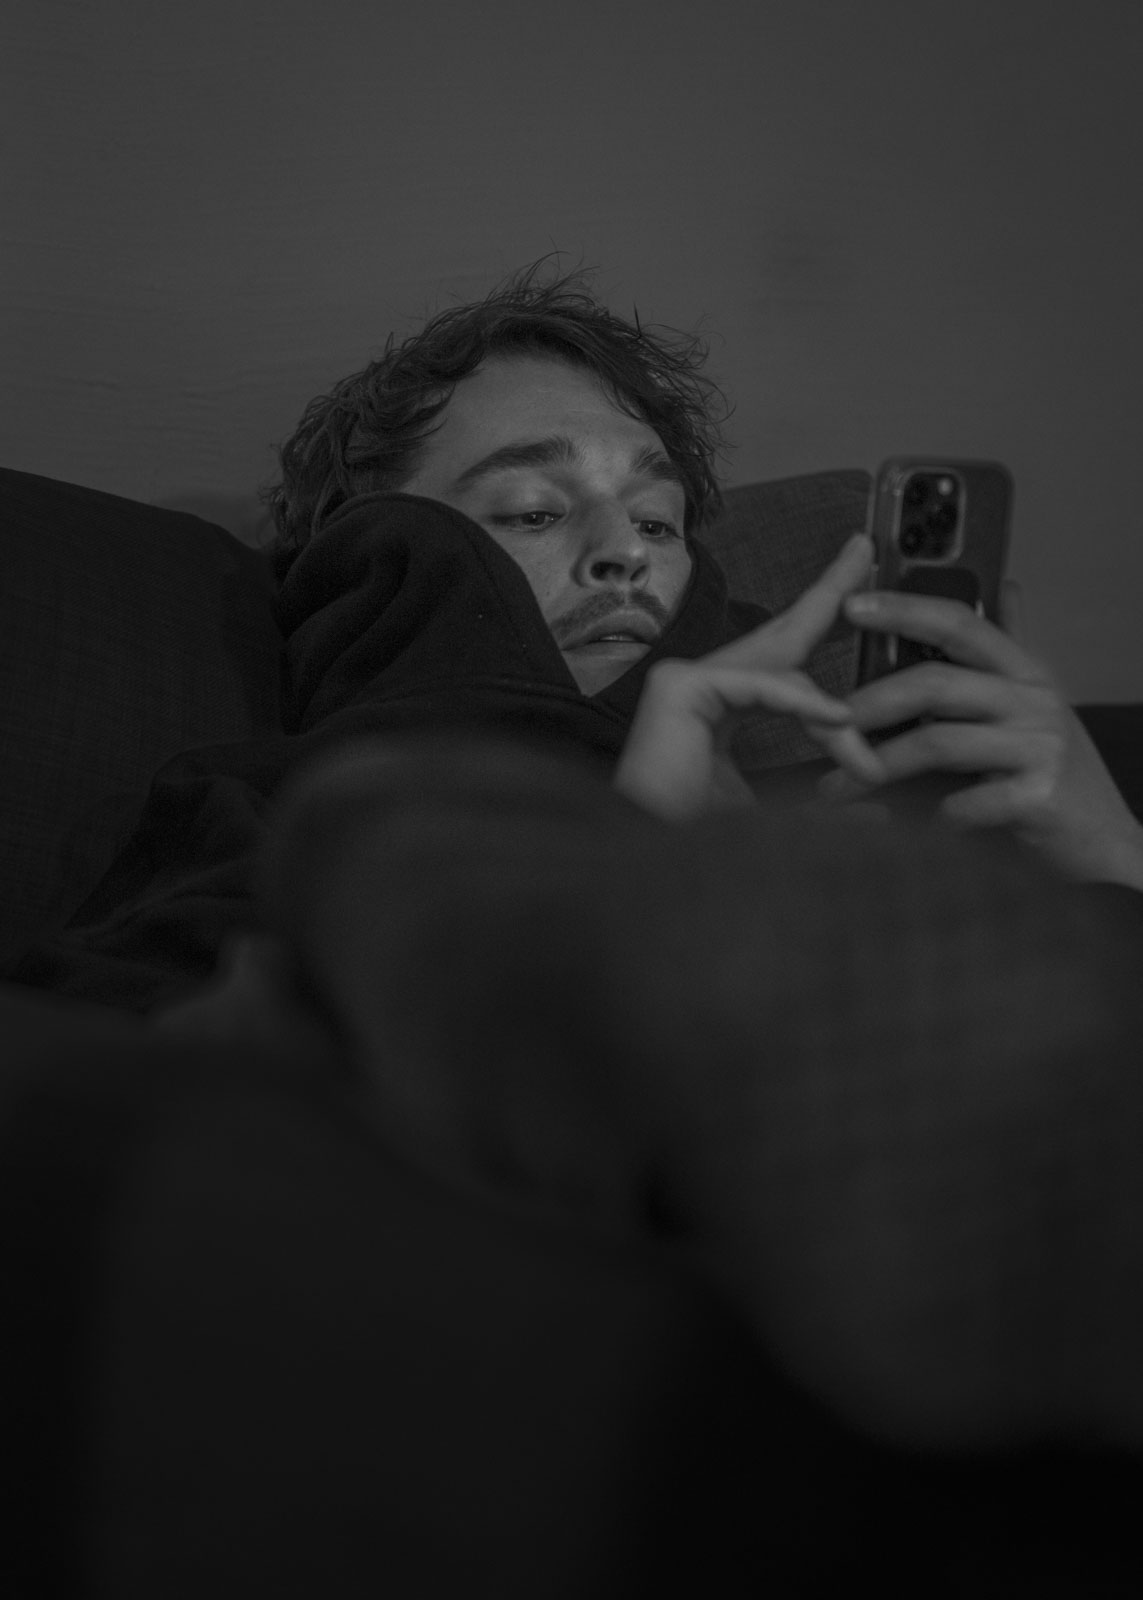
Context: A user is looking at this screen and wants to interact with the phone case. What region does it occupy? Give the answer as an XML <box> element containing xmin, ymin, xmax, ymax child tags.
<box><xmin>856</xmin><ymin>458</ymin><xmax>1013</xmax><ymax>684</ymax></box>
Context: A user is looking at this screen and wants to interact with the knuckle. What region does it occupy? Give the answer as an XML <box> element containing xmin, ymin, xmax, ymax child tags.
<box><xmin>916</xmin><ymin>660</ymin><xmax>954</xmax><ymax>693</ymax></box>
<box><xmin>1020</xmin><ymin>651</ymin><xmax>1058</xmax><ymax>689</ymax></box>
<box><xmin>1021</xmin><ymin>772</ymin><xmax>1057</xmax><ymax>818</ymax></box>
<box><xmin>1015</xmin><ymin>750</ymin><xmax>1059</xmax><ymax>815</ymax></box>
<box><xmin>915</xmin><ymin>721</ymin><xmax>951</xmax><ymax>759</ymax></box>
<box><xmin>941</xmin><ymin>601</ymin><xmax>976</xmax><ymax>640</ymax></box>
<box><xmin>1028</xmin><ymin>684</ymin><xmax>1066</xmax><ymax>721</ymax></box>
<box><xmin>646</xmin><ymin>657</ymin><xmax>690</xmax><ymax>690</ymax></box>
<box><xmin>1028</xmin><ymin>725</ymin><xmax>1066</xmax><ymax>777</ymax></box>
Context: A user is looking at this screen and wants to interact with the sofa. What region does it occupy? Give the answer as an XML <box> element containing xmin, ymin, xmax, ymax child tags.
<box><xmin>2</xmin><ymin>464</ymin><xmax>1141</xmax><ymax>1596</ymax></box>
<box><xmin>3</xmin><ymin>462</ymin><xmax>1142</xmax><ymax>985</ymax></box>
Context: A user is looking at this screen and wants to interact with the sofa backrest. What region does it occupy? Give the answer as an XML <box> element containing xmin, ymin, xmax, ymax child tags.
<box><xmin>0</xmin><ymin>469</ymin><xmax>284</xmax><ymax>968</ymax></box>
<box><xmin>0</xmin><ymin>466</ymin><xmax>870</xmax><ymax>967</ymax></box>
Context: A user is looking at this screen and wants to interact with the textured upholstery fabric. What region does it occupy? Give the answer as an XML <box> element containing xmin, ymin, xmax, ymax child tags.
<box><xmin>0</xmin><ymin>469</ymin><xmax>283</xmax><ymax>967</ymax></box>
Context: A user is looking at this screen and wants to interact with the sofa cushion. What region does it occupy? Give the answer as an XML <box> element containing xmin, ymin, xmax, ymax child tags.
<box><xmin>0</xmin><ymin>469</ymin><xmax>284</xmax><ymax>967</ymax></box>
<box><xmin>698</xmin><ymin>468</ymin><xmax>870</xmax><ymax>769</ymax></box>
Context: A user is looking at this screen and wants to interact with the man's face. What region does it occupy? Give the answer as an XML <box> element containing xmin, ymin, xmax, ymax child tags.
<box><xmin>400</xmin><ymin>354</ymin><xmax>693</xmax><ymax>695</ymax></box>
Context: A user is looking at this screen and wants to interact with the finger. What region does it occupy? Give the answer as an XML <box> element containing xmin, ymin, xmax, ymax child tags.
<box><xmin>663</xmin><ymin>663</ymin><xmax>858</xmax><ymax>727</ymax></box>
<box><xmin>939</xmin><ymin>774</ymin><xmax>1041</xmax><ymax>830</ymax></box>
<box><xmin>822</xmin><ymin>721</ymin><xmax>1038</xmax><ymax>799</ymax></box>
<box><xmin>619</xmin><ymin>665</ymin><xmax>871</xmax><ymax>823</ymax></box>
<box><xmin>670</xmin><ymin>666</ymin><xmax>888</xmax><ymax>787</ymax></box>
<box><xmin>731</xmin><ymin>532</ymin><xmax>873</xmax><ymax>669</ymax></box>
<box><xmin>844</xmin><ymin>589</ymin><xmax>1046</xmax><ymax>681</ymax></box>
<box><xmin>846</xmin><ymin>662</ymin><xmax>1049</xmax><ymax>733</ymax></box>
<box><xmin>807</xmin><ymin>721</ymin><xmax>889</xmax><ymax>789</ymax></box>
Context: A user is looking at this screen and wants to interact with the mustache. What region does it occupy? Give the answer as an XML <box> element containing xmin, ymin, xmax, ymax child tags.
<box><xmin>550</xmin><ymin>590</ymin><xmax>672</xmax><ymax>650</ymax></box>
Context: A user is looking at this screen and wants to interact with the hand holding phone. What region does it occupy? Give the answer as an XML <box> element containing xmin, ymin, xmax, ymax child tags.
<box><xmin>855</xmin><ymin>459</ymin><xmax>1013</xmax><ymax>686</ymax></box>
<box><xmin>827</xmin><ymin>460</ymin><xmax>1143</xmax><ymax>888</ymax></box>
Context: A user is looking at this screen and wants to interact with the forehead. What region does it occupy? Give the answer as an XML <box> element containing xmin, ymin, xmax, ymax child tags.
<box><xmin>428</xmin><ymin>353</ymin><xmax>666</xmax><ymax>462</ymax></box>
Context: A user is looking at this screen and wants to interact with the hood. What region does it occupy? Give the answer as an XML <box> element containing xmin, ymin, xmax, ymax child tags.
<box><xmin>275</xmin><ymin>492</ymin><xmax>765</xmax><ymax>767</ymax></box>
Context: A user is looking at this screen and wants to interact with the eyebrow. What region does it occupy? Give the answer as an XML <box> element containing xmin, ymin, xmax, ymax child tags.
<box><xmin>448</xmin><ymin>433</ymin><xmax>687</xmax><ymax>495</ymax></box>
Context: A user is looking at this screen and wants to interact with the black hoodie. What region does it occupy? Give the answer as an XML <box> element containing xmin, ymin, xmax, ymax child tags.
<box><xmin>278</xmin><ymin>491</ymin><xmax>767</xmax><ymax>756</ymax></box>
<box><xmin>11</xmin><ymin>493</ymin><xmax>768</xmax><ymax>1012</ymax></box>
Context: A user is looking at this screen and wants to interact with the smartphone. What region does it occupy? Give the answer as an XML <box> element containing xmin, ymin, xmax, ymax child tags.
<box><xmin>855</xmin><ymin>458</ymin><xmax>1013</xmax><ymax>685</ymax></box>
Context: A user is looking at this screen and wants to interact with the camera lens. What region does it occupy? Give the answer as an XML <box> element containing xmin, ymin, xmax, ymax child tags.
<box><xmin>903</xmin><ymin>478</ymin><xmax>928</xmax><ymax>508</ymax></box>
<box><xmin>899</xmin><ymin>522</ymin><xmax>924</xmax><ymax>555</ymax></box>
<box><xmin>929</xmin><ymin>503</ymin><xmax>957</xmax><ymax>534</ymax></box>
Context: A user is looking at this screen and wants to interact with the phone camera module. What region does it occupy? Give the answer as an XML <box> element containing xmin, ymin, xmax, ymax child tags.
<box><xmin>897</xmin><ymin>470</ymin><xmax>962</xmax><ymax>560</ymax></box>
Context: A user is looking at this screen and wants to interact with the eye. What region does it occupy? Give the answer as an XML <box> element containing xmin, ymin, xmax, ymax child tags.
<box><xmin>490</xmin><ymin>512</ymin><xmax>681</xmax><ymax>539</ymax></box>
<box><xmin>492</xmin><ymin>511</ymin><xmax>560</xmax><ymax>531</ymax></box>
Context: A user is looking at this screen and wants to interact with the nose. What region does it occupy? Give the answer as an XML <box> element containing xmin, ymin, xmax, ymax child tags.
<box><xmin>574</xmin><ymin>504</ymin><xmax>650</xmax><ymax>589</ymax></box>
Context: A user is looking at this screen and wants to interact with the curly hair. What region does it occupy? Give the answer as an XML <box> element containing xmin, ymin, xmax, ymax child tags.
<box><xmin>258</xmin><ymin>256</ymin><xmax>733</xmax><ymax>579</ymax></box>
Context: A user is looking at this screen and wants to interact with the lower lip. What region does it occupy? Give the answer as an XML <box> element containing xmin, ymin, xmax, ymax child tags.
<box><xmin>564</xmin><ymin>640</ymin><xmax>650</xmax><ymax>660</ymax></box>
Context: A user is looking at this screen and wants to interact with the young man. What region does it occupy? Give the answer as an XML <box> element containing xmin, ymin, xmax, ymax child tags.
<box><xmin>8</xmin><ymin>268</ymin><xmax>1142</xmax><ymax>1582</ymax></box>
<box><xmin>263</xmin><ymin>260</ymin><xmax>1142</xmax><ymax>880</ymax></box>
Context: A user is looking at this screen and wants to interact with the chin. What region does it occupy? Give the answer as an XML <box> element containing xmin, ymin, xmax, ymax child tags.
<box><xmin>563</xmin><ymin>642</ymin><xmax>651</xmax><ymax>696</ymax></box>
<box><xmin>564</xmin><ymin>658</ymin><xmax>640</xmax><ymax>696</ymax></box>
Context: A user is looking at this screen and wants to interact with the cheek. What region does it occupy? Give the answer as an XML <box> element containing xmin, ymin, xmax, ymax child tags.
<box><xmin>484</xmin><ymin>535</ymin><xmax>562</xmax><ymax>614</ymax></box>
<box><xmin>658</xmin><ymin>544</ymin><xmax>694</xmax><ymax>610</ymax></box>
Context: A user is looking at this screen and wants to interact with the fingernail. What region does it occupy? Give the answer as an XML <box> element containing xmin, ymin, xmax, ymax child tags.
<box><xmin>845</xmin><ymin>592</ymin><xmax>878</xmax><ymax>616</ymax></box>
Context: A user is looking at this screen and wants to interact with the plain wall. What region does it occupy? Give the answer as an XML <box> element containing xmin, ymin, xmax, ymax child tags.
<box><xmin>3</xmin><ymin>0</ymin><xmax>1140</xmax><ymax>699</ymax></box>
